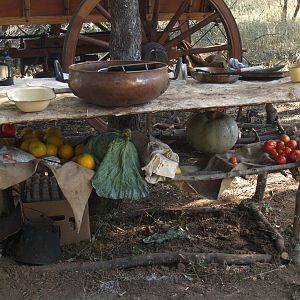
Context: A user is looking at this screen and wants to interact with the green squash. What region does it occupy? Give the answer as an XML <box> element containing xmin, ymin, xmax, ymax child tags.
<box><xmin>186</xmin><ymin>111</ymin><xmax>239</xmax><ymax>153</ymax></box>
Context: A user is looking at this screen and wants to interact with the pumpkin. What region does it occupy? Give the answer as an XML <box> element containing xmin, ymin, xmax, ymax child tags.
<box><xmin>186</xmin><ymin>111</ymin><xmax>239</xmax><ymax>153</ymax></box>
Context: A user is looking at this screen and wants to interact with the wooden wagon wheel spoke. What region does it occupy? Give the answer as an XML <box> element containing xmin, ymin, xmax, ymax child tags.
<box><xmin>168</xmin><ymin>44</ymin><xmax>229</xmax><ymax>60</ymax></box>
<box><xmin>95</xmin><ymin>3</ymin><xmax>111</xmax><ymax>22</ymax></box>
<box><xmin>78</xmin><ymin>34</ymin><xmax>109</xmax><ymax>48</ymax></box>
<box><xmin>62</xmin><ymin>0</ymin><xmax>242</xmax><ymax>70</ymax></box>
<box><xmin>157</xmin><ymin>0</ymin><xmax>191</xmax><ymax>45</ymax></box>
<box><xmin>164</xmin><ymin>12</ymin><xmax>218</xmax><ymax>48</ymax></box>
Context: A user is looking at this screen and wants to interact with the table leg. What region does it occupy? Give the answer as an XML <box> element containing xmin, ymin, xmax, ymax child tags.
<box><xmin>293</xmin><ymin>183</ymin><xmax>300</xmax><ymax>264</ymax></box>
<box><xmin>252</xmin><ymin>173</ymin><xmax>268</xmax><ymax>202</ymax></box>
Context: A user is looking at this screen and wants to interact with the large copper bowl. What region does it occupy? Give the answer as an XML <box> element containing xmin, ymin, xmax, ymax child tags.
<box><xmin>68</xmin><ymin>60</ymin><xmax>169</xmax><ymax>107</ymax></box>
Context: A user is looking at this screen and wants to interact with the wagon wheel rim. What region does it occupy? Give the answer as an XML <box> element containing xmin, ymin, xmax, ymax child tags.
<box><xmin>141</xmin><ymin>0</ymin><xmax>242</xmax><ymax>63</ymax></box>
<box><xmin>62</xmin><ymin>0</ymin><xmax>110</xmax><ymax>71</ymax></box>
<box><xmin>62</xmin><ymin>0</ymin><xmax>242</xmax><ymax>70</ymax></box>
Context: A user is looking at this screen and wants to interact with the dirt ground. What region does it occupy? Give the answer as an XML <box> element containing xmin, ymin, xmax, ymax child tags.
<box><xmin>1</xmin><ymin>101</ymin><xmax>300</xmax><ymax>300</ymax></box>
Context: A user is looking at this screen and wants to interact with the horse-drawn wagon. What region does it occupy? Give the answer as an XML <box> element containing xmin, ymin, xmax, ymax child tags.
<box><xmin>0</xmin><ymin>0</ymin><xmax>242</xmax><ymax>75</ymax></box>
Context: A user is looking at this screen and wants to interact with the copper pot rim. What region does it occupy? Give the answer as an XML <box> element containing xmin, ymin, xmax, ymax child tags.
<box><xmin>69</xmin><ymin>60</ymin><xmax>168</xmax><ymax>73</ymax></box>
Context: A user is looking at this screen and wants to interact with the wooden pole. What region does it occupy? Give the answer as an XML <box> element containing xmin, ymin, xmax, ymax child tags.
<box><xmin>35</xmin><ymin>251</ymin><xmax>272</xmax><ymax>273</ymax></box>
<box><xmin>293</xmin><ymin>183</ymin><xmax>300</xmax><ymax>264</ymax></box>
<box><xmin>252</xmin><ymin>173</ymin><xmax>268</xmax><ymax>203</ymax></box>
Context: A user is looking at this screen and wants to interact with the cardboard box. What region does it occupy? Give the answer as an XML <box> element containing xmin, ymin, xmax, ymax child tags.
<box><xmin>23</xmin><ymin>200</ymin><xmax>91</xmax><ymax>245</ymax></box>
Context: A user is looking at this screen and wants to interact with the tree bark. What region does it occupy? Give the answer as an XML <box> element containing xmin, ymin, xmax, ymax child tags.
<box><xmin>292</xmin><ymin>0</ymin><xmax>300</xmax><ymax>20</ymax></box>
<box><xmin>282</xmin><ymin>0</ymin><xmax>288</xmax><ymax>22</ymax></box>
<box><xmin>110</xmin><ymin>0</ymin><xmax>141</xmax><ymax>61</ymax></box>
<box><xmin>109</xmin><ymin>0</ymin><xmax>141</xmax><ymax>131</ymax></box>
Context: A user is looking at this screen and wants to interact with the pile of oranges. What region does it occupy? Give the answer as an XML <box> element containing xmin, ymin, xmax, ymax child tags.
<box><xmin>19</xmin><ymin>127</ymin><xmax>95</xmax><ymax>170</ymax></box>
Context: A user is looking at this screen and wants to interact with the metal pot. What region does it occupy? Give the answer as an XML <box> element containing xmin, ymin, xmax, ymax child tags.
<box><xmin>68</xmin><ymin>60</ymin><xmax>169</xmax><ymax>107</ymax></box>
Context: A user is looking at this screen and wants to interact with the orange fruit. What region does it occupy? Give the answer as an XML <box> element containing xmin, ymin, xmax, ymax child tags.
<box><xmin>74</xmin><ymin>143</ymin><xmax>85</xmax><ymax>156</ymax></box>
<box><xmin>20</xmin><ymin>140</ymin><xmax>32</xmax><ymax>152</ymax></box>
<box><xmin>77</xmin><ymin>153</ymin><xmax>96</xmax><ymax>170</ymax></box>
<box><xmin>46</xmin><ymin>127</ymin><xmax>61</xmax><ymax>137</ymax></box>
<box><xmin>29</xmin><ymin>141</ymin><xmax>47</xmax><ymax>158</ymax></box>
<box><xmin>20</xmin><ymin>138</ymin><xmax>40</xmax><ymax>152</ymax></box>
<box><xmin>20</xmin><ymin>127</ymin><xmax>34</xmax><ymax>139</ymax></box>
<box><xmin>45</xmin><ymin>134</ymin><xmax>63</xmax><ymax>147</ymax></box>
<box><xmin>58</xmin><ymin>144</ymin><xmax>74</xmax><ymax>160</ymax></box>
<box><xmin>33</xmin><ymin>129</ymin><xmax>45</xmax><ymax>140</ymax></box>
<box><xmin>22</xmin><ymin>131</ymin><xmax>37</xmax><ymax>141</ymax></box>
<box><xmin>46</xmin><ymin>143</ymin><xmax>58</xmax><ymax>156</ymax></box>
<box><xmin>175</xmin><ymin>167</ymin><xmax>182</xmax><ymax>175</ymax></box>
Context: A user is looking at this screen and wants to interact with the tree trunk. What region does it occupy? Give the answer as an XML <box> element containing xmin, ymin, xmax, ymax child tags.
<box><xmin>292</xmin><ymin>0</ymin><xmax>300</xmax><ymax>20</ymax></box>
<box><xmin>96</xmin><ymin>0</ymin><xmax>142</xmax><ymax>213</ymax></box>
<box><xmin>282</xmin><ymin>0</ymin><xmax>288</xmax><ymax>22</ymax></box>
<box><xmin>109</xmin><ymin>0</ymin><xmax>141</xmax><ymax>131</ymax></box>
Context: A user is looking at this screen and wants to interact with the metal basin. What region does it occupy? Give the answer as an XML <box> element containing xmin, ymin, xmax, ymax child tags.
<box><xmin>68</xmin><ymin>60</ymin><xmax>169</xmax><ymax>107</ymax></box>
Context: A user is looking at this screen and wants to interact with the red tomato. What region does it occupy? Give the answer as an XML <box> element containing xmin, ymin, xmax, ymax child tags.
<box><xmin>1</xmin><ymin>124</ymin><xmax>16</xmax><ymax>137</ymax></box>
<box><xmin>289</xmin><ymin>150</ymin><xmax>300</xmax><ymax>162</ymax></box>
<box><xmin>287</xmin><ymin>139</ymin><xmax>298</xmax><ymax>150</ymax></box>
<box><xmin>280</xmin><ymin>134</ymin><xmax>291</xmax><ymax>144</ymax></box>
<box><xmin>263</xmin><ymin>140</ymin><xmax>277</xmax><ymax>153</ymax></box>
<box><xmin>277</xmin><ymin>149</ymin><xmax>284</xmax><ymax>155</ymax></box>
<box><xmin>229</xmin><ymin>156</ymin><xmax>238</xmax><ymax>166</ymax></box>
<box><xmin>275</xmin><ymin>155</ymin><xmax>287</xmax><ymax>165</ymax></box>
<box><xmin>283</xmin><ymin>147</ymin><xmax>292</xmax><ymax>156</ymax></box>
<box><xmin>276</xmin><ymin>140</ymin><xmax>286</xmax><ymax>151</ymax></box>
<box><xmin>269</xmin><ymin>149</ymin><xmax>279</xmax><ymax>160</ymax></box>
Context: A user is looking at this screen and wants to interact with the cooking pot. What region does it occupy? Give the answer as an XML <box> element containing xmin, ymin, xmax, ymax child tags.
<box><xmin>68</xmin><ymin>60</ymin><xmax>169</xmax><ymax>107</ymax></box>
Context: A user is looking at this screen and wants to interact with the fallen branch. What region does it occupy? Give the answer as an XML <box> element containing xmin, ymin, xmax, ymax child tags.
<box><xmin>35</xmin><ymin>251</ymin><xmax>272</xmax><ymax>273</ymax></box>
<box><xmin>245</xmin><ymin>202</ymin><xmax>288</xmax><ymax>260</ymax></box>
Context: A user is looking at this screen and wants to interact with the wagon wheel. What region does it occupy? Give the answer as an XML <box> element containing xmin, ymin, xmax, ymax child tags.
<box><xmin>62</xmin><ymin>0</ymin><xmax>242</xmax><ymax>70</ymax></box>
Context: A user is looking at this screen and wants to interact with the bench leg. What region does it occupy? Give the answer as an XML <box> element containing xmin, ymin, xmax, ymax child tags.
<box><xmin>252</xmin><ymin>173</ymin><xmax>268</xmax><ymax>202</ymax></box>
<box><xmin>292</xmin><ymin>183</ymin><xmax>300</xmax><ymax>265</ymax></box>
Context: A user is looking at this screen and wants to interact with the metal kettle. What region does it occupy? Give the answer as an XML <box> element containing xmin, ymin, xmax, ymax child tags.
<box><xmin>13</xmin><ymin>217</ymin><xmax>62</xmax><ymax>265</ymax></box>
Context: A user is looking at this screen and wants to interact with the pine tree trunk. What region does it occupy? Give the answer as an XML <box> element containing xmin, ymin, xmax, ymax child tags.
<box><xmin>109</xmin><ymin>0</ymin><xmax>141</xmax><ymax>131</ymax></box>
<box><xmin>95</xmin><ymin>0</ymin><xmax>142</xmax><ymax>212</ymax></box>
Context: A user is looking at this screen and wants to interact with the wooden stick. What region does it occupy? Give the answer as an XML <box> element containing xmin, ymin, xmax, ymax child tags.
<box><xmin>293</xmin><ymin>183</ymin><xmax>300</xmax><ymax>264</ymax></box>
<box><xmin>294</xmin><ymin>183</ymin><xmax>300</xmax><ymax>241</ymax></box>
<box><xmin>252</xmin><ymin>173</ymin><xmax>268</xmax><ymax>202</ymax></box>
<box><xmin>35</xmin><ymin>252</ymin><xmax>272</xmax><ymax>272</ymax></box>
<box><xmin>174</xmin><ymin>161</ymin><xmax>300</xmax><ymax>181</ymax></box>
<box><xmin>237</xmin><ymin>134</ymin><xmax>280</xmax><ymax>144</ymax></box>
<box><xmin>245</xmin><ymin>202</ymin><xmax>288</xmax><ymax>259</ymax></box>
<box><xmin>237</xmin><ymin>122</ymin><xmax>294</xmax><ymax>129</ymax></box>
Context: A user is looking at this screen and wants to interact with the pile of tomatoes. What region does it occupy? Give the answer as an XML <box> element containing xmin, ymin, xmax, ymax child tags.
<box><xmin>263</xmin><ymin>134</ymin><xmax>300</xmax><ymax>164</ymax></box>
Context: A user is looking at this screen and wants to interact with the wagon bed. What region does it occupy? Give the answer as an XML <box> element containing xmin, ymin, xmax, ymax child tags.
<box><xmin>0</xmin><ymin>0</ymin><xmax>242</xmax><ymax>73</ymax></box>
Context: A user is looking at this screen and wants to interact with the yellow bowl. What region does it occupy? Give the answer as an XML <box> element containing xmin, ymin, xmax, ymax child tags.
<box><xmin>289</xmin><ymin>63</ymin><xmax>300</xmax><ymax>83</ymax></box>
<box><xmin>7</xmin><ymin>86</ymin><xmax>55</xmax><ymax>112</ymax></box>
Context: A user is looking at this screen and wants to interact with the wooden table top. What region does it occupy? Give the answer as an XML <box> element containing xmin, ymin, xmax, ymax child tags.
<box><xmin>0</xmin><ymin>76</ymin><xmax>299</xmax><ymax>125</ymax></box>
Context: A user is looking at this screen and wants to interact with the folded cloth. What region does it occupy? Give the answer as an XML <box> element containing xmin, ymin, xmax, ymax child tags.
<box><xmin>142</xmin><ymin>136</ymin><xmax>179</xmax><ymax>184</ymax></box>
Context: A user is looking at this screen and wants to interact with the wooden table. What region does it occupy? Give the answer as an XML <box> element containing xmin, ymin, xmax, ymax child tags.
<box><xmin>1</xmin><ymin>76</ymin><xmax>300</xmax><ymax>264</ymax></box>
<box><xmin>0</xmin><ymin>77</ymin><xmax>300</xmax><ymax>125</ymax></box>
